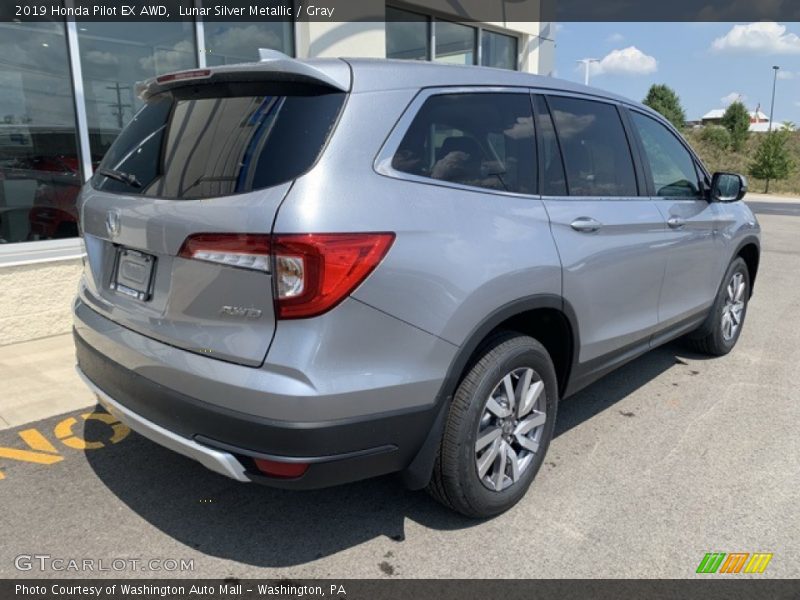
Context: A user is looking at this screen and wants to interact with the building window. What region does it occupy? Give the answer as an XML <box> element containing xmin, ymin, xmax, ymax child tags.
<box><xmin>481</xmin><ymin>30</ymin><xmax>518</xmax><ymax>70</ymax></box>
<box><xmin>0</xmin><ymin>21</ymin><xmax>81</xmax><ymax>244</ymax></box>
<box><xmin>386</xmin><ymin>7</ymin><xmax>430</xmax><ymax>60</ymax></box>
<box><xmin>386</xmin><ymin>7</ymin><xmax>518</xmax><ymax>70</ymax></box>
<box><xmin>204</xmin><ymin>22</ymin><xmax>294</xmax><ymax>65</ymax></box>
<box><xmin>435</xmin><ymin>21</ymin><xmax>476</xmax><ymax>65</ymax></box>
<box><xmin>76</xmin><ymin>21</ymin><xmax>198</xmax><ymax>165</ymax></box>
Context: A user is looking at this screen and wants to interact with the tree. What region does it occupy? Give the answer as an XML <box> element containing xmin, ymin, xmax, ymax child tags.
<box><xmin>749</xmin><ymin>129</ymin><xmax>795</xmax><ymax>193</ymax></box>
<box><xmin>699</xmin><ymin>125</ymin><xmax>731</xmax><ymax>151</ymax></box>
<box><xmin>721</xmin><ymin>101</ymin><xmax>750</xmax><ymax>151</ymax></box>
<box><xmin>643</xmin><ymin>84</ymin><xmax>686</xmax><ymax>129</ymax></box>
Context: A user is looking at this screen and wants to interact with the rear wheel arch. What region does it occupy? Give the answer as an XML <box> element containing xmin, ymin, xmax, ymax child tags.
<box><xmin>401</xmin><ymin>295</ymin><xmax>578</xmax><ymax>491</ymax></box>
<box><xmin>442</xmin><ymin>296</ymin><xmax>578</xmax><ymax>404</ymax></box>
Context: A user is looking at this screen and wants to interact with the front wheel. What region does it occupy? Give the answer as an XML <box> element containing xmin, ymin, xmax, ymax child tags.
<box><xmin>687</xmin><ymin>257</ymin><xmax>750</xmax><ymax>356</ymax></box>
<box><xmin>427</xmin><ymin>332</ymin><xmax>558</xmax><ymax>518</ymax></box>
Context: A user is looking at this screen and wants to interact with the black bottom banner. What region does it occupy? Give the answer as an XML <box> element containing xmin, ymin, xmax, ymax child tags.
<box><xmin>3</xmin><ymin>579</ymin><xmax>800</xmax><ymax>600</ymax></box>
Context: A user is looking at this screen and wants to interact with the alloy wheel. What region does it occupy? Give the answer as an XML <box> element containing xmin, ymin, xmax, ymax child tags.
<box><xmin>475</xmin><ymin>367</ymin><xmax>547</xmax><ymax>492</ymax></box>
<box><xmin>721</xmin><ymin>271</ymin><xmax>746</xmax><ymax>341</ymax></box>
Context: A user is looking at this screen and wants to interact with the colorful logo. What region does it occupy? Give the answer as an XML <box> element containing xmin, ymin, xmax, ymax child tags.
<box><xmin>696</xmin><ymin>552</ymin><xmax>773</xmax><ymax>574</ymax></box>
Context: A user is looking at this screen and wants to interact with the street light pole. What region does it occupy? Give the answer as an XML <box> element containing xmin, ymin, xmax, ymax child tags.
<box><xmin>768</xmin><ymin>65</ymin><xmax>780</xmax><ymax>132</ymax></box>
<box><xmin>577</xmin><ymin>58</ymin><xmax>599</xmax><ymax>86</ymax></box>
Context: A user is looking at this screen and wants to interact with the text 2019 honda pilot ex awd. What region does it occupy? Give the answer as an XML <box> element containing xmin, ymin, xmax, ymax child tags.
<box><xmin>74</xmin><ymin>54</ymin><xmax>761</xmax><ymax>518</ymax></box>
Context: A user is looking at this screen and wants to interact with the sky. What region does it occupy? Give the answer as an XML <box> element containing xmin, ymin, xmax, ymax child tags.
<box><xmin>553</xmin><ymin>22</ymin><xmax>800</xmax><ymax>124</ymax></box>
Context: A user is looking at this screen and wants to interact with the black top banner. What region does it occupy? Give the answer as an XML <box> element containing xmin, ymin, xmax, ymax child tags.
<box><xmin>3</xmin><ymin>0</ymin><xmax>800</xmax><ymax>22</ymax></box>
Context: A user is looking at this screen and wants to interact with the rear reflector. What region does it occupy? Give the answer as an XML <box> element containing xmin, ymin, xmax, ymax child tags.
<box><xmin>156</xmin><ymin>69</ymin><xmax>211</xmax><ymax>84</ymax></box>
<box><xmin>253</xmin><ymin>459</ymin><xmax>309</xmax><ymax>479</ymax></box>
<box><xmin>178</xmin><ymin>232</ymin><xmax>395</xmax><ymax>319</ymax></box>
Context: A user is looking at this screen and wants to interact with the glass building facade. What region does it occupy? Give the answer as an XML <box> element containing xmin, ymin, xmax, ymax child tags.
<box><xmin>0</xmin><ymin>16</ymin><xmax>293</xmax><ymax>246</ymax></box>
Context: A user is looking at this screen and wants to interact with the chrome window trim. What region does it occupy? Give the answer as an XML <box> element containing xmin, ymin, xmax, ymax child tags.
<box><xmin>373</xmin><ymin>86</ymin><xmax>541</xmax><ymax>200</ymax></box>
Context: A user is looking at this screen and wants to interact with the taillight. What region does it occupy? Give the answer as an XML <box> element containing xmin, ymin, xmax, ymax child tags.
<box><xmin>178</xmin><ymin>233</ymin><xmax>271</xmax><ymax>271</ymax></box>
<box><xmin>178</xmin><ymin>232</ymin><xmax>395</xmax><ymax>319</ymax></box>
<box><xmin>272</xmin><ymin>233</ymin><xmax>394</xmax><ymax>319</ymax></box>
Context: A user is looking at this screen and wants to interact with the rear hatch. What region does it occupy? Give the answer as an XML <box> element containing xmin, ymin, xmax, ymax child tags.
<box><xmin>77</xmin><ymin>61</ymin><xmax>349</xmax><ymax>366</ymax></box>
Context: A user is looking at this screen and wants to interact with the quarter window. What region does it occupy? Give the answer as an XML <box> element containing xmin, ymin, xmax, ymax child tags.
<box><xmin>631</xmin><ymin>111</ymin><xmax>701</xmax><ymax>198</ymax></box>
<box><xmin>391</xmin><ymin>93</ymin><xmax>537</xmax><ymax>194</ymax></box>
<box><xmin>547</xmin><ymin>96</ymin><xmax>638</xmax><ymax>197</ymax></box>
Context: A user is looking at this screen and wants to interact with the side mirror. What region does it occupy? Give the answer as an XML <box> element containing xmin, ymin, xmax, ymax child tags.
<box><xmin>711</xmin><ymin>172</ymin><xmax>748</xmax><ymax>202</ymax></box>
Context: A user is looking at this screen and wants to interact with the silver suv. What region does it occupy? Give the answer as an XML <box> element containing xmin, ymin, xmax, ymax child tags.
<box><xmin>74</xmin><ymin>56</ymin><xmax>761</xmax><ymax>517</ymax></box>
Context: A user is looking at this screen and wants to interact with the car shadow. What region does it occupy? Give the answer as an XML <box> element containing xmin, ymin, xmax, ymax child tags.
<box><xmin>84</xmin><ymin>340</ymin><xmax>700</xmax><ymax>568</ymax></box>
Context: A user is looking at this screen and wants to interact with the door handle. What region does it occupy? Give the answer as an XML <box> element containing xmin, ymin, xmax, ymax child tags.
<box><xmin>667</xmin><ymin>216</ymin><xmax>686</xmax><ymax>229</ymax></box>
<box><xmin>570</xmin><ymin>217</ymin><xmax>602</xmax><ymax>233</ymax></box>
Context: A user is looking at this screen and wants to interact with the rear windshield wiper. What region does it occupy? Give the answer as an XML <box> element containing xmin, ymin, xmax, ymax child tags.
<box><xmin>97</xmin><ymin>167</ymin><xmax>142</xmax><ymax>189</ymax></box>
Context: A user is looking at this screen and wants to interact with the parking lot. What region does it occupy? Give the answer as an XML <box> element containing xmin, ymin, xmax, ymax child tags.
<box><xmin>0</xmin><ymin>198</ymin><xmax>798</xmax><ymax>579</ymax></box>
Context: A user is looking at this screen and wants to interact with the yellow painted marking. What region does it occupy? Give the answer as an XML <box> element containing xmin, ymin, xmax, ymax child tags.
<box><xmin>55</xmin><ymin>417</ymin><xmax>102</xmax><ymax>450</ymax></box>
<box><xmin>0</xmin><ymin>440</ymin><xmax>64</xmax><ymax>465</ymax></box>
<box><xmin>84</xmin><ymin>412</ymin><xmax>130</xmax><ymax>444</ymax></box>
<box><xmin>54</xmin><ymin>412</ymin><xmax>130</xmax><ymax>450</ymax></box>
<box><xmin>0</xmin><ymin>411</ymin><xmax>130</xmax><ymax>480</ymax></box>
<box><xmin>19</xmin><ymin>429</ymin><xmax>60</xmax><ymax>454</ymax></box>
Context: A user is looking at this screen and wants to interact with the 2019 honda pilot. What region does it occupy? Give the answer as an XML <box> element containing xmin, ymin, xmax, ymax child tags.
<box><xmin>74</xmin><ymin>55</ymin><xmax>760</xmax><ymax>517</ymax></box>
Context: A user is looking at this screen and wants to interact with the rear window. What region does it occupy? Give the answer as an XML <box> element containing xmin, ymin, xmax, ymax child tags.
<box><xmin>91</xmin><ymin>83</ymin><xmax>344</xmax><ymax>199</ymax></box>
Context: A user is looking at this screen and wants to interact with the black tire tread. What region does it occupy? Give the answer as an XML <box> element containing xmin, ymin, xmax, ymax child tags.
<box><xmin>427</xmin><ymin>331</ymin><xmax>551</xmax><ymax>517</ymax></box>
<box><xmin>686</xmin><ymin>257</ymin><xmax>749</xmax><ymax>357</ymax></box>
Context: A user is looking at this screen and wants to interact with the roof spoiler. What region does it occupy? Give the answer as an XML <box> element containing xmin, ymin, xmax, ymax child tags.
<box><xmin>136</xmin><ymin>50</ymin><xmax>349</xmax><ymax>99</ymax></box>
<box><xmin>256</xmin><ymin>49</ymin><xmax>349</xmax><ymax>91</ymax></box>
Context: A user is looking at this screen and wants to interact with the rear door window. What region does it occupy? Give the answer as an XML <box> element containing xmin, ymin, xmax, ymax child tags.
<box><xmin>547</xmin><ymin>96</ymin><xmax>638</xmax><ymax>197</ymax></box>
<box><xmin>391</xmin><ymin>92</ymin><xmax>537</xmax><ymax>195</ymax></box>
<box><xmin>92</xmin><ymin>84</ymin><xmax>345</xmax><ymax>199</ymax></box>
<box><xmin>630</xmin><ymin>111</ymin><xmax>702</xmax><ymax>198</ymax></box>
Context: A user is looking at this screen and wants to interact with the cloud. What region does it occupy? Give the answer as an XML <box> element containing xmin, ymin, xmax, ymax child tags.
<box><xmin>777</xmin><ymin>70</ymin><xmax>795</xmax><ymax>80</ymax></box>
<box><xmin>607</xmin><ymin>33</ymin><xmax>625</xmax><ymax>43</ymax></box>
<box><xmin>711</xmin><ymin>22</ymin><xmax>800</xmax><ymax>54</ymax></box>
<box><xmin>587</xmin><ymin>46</ymin><xmax>658</xmax><ymax>77</ymax></box>
<box><xmin>721</xmin><ymin>92</ymin><xmax>746</xmax><ymax>105</ymax></box>
<box><xmin>206</xmin><ymin>25</ymin><xmax>282</xmax><ymax>60</ymax></box>
<box><xmin>84</xmin><ymin>50</ymin><xmax>118</xmax><ymax>67</ymax></box>
<box><xmin>138</xmin><ymin>40</ymin><xmax>195</xmax><ymax>74</ymax></box>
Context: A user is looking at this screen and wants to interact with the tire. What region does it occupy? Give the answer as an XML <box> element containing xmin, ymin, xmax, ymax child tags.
<box><xmin>686</xmin><ymin>257</ymin><xmax>750</xmax><ymax>356</ymax></box>
<box><xmin>427</xmin><ymin>332</ymin><xmax>558</xmax><ymax>518</ymax></box>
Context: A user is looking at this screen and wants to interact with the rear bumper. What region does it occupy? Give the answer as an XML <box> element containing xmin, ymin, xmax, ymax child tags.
<box><xmin>77</xmin><ymin>366</ymin><xmax>250</xmax><ymax>483</ymax></box>
<box><xmin>73</xmin><ymin>316</ymin><xmax>445</xmax><ymax>489</ymax></box>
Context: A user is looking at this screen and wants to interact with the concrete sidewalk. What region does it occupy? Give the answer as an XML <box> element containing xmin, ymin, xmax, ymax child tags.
<box><xmin>746</xmin><ymin>192</ymin><xmax>799</xmax><ymax>204</ymax></box>
<box><xmin>0</xmin><ymin>333</ymin><xmax>95</xmax><ymax>430</ymax></box>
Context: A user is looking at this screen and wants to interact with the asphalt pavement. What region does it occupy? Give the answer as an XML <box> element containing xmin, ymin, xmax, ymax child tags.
<box><xmin>0</xmin><ymin>209</ymin><xmax>798</xmax><ymax>579</ymax></box>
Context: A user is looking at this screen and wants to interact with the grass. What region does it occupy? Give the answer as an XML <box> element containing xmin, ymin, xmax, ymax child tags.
<box><xmin>683</xmin><ymin>129</ymin><xmax>800</xmax><ymax>196</ymax></box>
